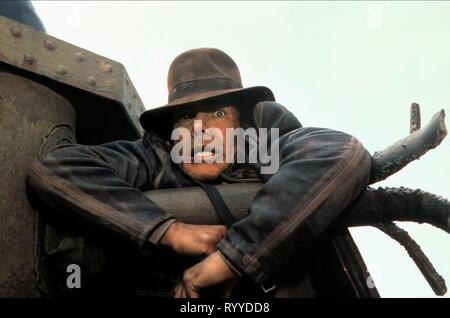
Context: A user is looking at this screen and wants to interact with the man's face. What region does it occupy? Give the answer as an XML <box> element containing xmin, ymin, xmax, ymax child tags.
<box><xmin>173</xmin><ymin>105</ymin><xmax>239</xmax><ymax>181</ymax></box>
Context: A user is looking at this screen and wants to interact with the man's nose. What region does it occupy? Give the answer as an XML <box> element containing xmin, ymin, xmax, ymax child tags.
<box><xmin>192</xmin><ymin>112</ymin><xmax>209</xmax><ymax>134</ymax></box>
<box><xmin>194</xmin><ymin>111</ymin><xmax>209</xmax><ymax>122</ymax></box>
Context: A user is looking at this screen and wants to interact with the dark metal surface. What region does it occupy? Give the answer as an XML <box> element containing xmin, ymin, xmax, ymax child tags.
<box><xmin>0</xmin><ymin>1</ymin><xmax>45</xmax><ymax>32</ymax></box>
<box><xmin>0</xmin><ymin>17</ymin><xmax>153</xmax><ymax>296</ymax></box>
<box><xmin>0</xmin><ymin>71</ymin><xmax>75</xmax><ymax>297</ymax></box>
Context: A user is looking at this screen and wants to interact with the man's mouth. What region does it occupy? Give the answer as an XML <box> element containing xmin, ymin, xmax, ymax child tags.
<box><xmin>194</xmin><ymin>150</ymin><xmax>214</xmax><ymax>157</ymax></box>
<box><xmin>191</xmin><ymin>147</ymin><xmax>217</xmax><ymax>162</ymax></box>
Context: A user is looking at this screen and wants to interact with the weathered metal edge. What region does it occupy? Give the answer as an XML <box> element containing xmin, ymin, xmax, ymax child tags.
<box><xmin>0</xmin><ymin>14</ymin><xmax>144</xmax><ymax>135</ymax></box>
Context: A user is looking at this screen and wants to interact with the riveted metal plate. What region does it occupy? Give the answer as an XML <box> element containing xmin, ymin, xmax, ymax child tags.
<box><xmin>0</xmin><ymin>15</ymin><xmax>145</xmax><ymax>142</ymax></box>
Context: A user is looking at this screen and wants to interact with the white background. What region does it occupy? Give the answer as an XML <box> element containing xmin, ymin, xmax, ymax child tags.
<box><xmin>33</xmin><ymin>1</ymin><xmax>450</xmax><ymax>298</ymax></box>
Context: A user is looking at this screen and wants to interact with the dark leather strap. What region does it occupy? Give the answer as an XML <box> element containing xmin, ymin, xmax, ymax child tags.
<box><xmin>191</xmin><ymin>179</ymin><xmax>235</xmax><ymax>227</ymax></box>
<box><xmin>192</xmin><ymin>178</ymin><xmax>276</xmax><ymax>295</ymax></box>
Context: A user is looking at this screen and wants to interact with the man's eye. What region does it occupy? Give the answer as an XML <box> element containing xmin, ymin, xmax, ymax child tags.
<box><xmin>182</xmin><ymin>114</ymin><xmax>191</xmax><ymax>120</ymax></box>
<box><xmin>214</xmin><ymin>110</ymin><xmax>226</xmax><ymax>118</ymax></box>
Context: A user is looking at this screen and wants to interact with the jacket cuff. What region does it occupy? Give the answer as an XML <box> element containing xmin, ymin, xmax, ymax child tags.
<box><xmin>217</xmin><ymin>237</ymin><xmax>271</xmax><ymax>284</ymax></box>
<box><xmin>216</xmin><ymin>250</ymin><xmax>242</xmax><ymax>278</ymax></box>
<box><xmin>147</xmin><ymin>218</ymin><xmax>176</xmax><ymax>245</ymax></box>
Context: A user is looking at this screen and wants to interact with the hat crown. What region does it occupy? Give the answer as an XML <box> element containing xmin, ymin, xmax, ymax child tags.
<box><xmin>167</xmin><ymin>48</ymin><xmax>243</xmax><ymax>100</ymax></box>
<box><xmin>140</xmin><ymin>48</ymin><xmax>274</xmax><ymax>136</ymax></box>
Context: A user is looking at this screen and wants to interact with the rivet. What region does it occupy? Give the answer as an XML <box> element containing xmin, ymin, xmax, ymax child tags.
<box><xmin>125</xmin><ymin>79</ymin><xmax>130</xmax><ymax>86</ymax></box>
<box><xmin>99</xmin><ymin>62</ymin><xmax>113</xmax><ymax>73</ymax></box>
<box><xmin>87</xmin><ymin>76</ymin><xmax>96</xmax><ymax>86</ymax></box>
<box><xmin>132</xmin><ymin>93</ymin><xmax>137</xmax><ymax>100</ymax></box>
<box><xmin>10</xmin><ymin>26</ymin><xmax>22</xmax><ymax>38</ymax></box>
<box><xmin>76</xmin><ymin>52</ymin><xmax>85</xmax><ymax>62</ymax></box>
<box><xmin>24</xmin><ymin>53</ymin><xmax>35</xmax><ymax>65</ymax></box>
<box><xmin>57</xmin><ymin>65</ymin><xmax>67</xmax><ymax>75</ymax></box>
<box><xmin>44</xmin><ymin>39</ymin><xmax>56</xmax><ymax>50</ymax></box>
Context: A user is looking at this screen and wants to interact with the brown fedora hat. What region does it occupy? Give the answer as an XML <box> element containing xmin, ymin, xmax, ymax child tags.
<box><xmin>139</xmin><ymin>48</ymin><xmax>275</xmax><ymax>137</ymax></box>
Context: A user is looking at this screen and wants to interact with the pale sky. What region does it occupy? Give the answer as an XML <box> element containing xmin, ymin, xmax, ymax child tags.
<box><xmin>33</xmin><ymin>1</ymin><xmax>450</xmax><ymax>298</ymax></box>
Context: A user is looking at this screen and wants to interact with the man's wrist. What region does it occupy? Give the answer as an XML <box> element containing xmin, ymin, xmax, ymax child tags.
<box><xmin>216</xmin><ymin>250</ymin><xmax>241</xmax><ymax>278</ymax></box>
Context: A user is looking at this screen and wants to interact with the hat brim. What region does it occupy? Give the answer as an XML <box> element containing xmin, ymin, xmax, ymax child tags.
<box><xmin>139</xmin><ymin>86</ymin><xmax>275</xmax><ymax>139</ymax></box>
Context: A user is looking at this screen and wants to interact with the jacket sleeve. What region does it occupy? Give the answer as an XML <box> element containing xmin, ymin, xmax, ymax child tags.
<box><xmin>217</xmin><ymin>101</ymin><xmax>372</xmax><ymax>284</ymax></box>
<box><xmin>26</xmin><ymin>139</ymin><xmax>174</xmax><ymax>252</ymax></box>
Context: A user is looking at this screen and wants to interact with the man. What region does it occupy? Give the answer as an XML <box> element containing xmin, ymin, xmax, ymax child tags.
<box><xmin>27</xmin><ymin>48</ymin><xmax>371</xmax><ymax>297</ymax></box>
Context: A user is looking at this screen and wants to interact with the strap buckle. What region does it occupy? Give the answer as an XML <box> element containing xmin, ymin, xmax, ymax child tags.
<box><xmin>260</xmin><ymin>281</ymin><xmax>276</xmax><ymax>294</ymax></box>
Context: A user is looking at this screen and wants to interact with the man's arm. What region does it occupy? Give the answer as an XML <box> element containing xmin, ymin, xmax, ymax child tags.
<box><xmin>216</xmin><ymin>102</ymin><xmax>372</xmax><ymax>283</ymax></box>
<box><xmin>27</xmin><ymin>139</ymin><xmax>226</xmax><ymax>254</ymax></box>
<box><xmin>27</xmin><ymin>140</ymin><xmax>173</xmax><ymax>251</ymax></box>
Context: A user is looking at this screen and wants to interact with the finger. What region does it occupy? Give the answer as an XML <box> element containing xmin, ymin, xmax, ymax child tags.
<box><xmin>174</xmin><ymin>284</ymin><xmax>181</xmax><ymax>298</ymax></box>
<box><xmin>175</xmin><ymin>283</ymin><xmax>185</xmax><ymax>298</ymax></box>
<box><xmin>212</xmin><ymin>225</ymin><xmax>227</xmax><ymax>235</ymax></box>
<box><xmin>211</xmin><ymin>224</ymin><xmax>227</xmax><ymax>230</ymax></box>
<box><xmin>181</xmin><ymin>284</ymin><xmax>188</xmax><ymax>298</ymax></box>
<box><xmin>201</xmin><ymin>224</ymin><xmax>227</xmax><ymax>235</ymax></box>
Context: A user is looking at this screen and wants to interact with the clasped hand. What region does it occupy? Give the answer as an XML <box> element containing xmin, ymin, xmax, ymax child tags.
<box><xmin>160</xmin><ymin>221</ymin><xmax>238</xmax><ymax>298</ymax></box>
